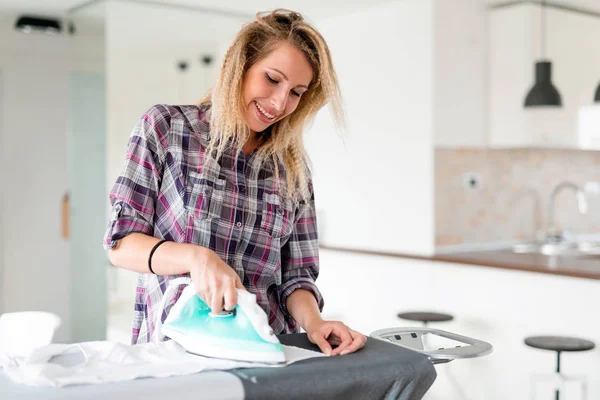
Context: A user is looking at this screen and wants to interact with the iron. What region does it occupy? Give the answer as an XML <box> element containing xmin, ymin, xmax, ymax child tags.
<box><xmin>154</xmin><ymin>277</ymin><xmax>286</xmax><ymax>365</ymax></box>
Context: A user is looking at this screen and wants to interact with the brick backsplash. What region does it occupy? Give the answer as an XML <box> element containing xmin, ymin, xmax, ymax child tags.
<box><xmin>435</xmin><ymin>148</ymin><xmax>600</xmax><ymax>247</ymax></box>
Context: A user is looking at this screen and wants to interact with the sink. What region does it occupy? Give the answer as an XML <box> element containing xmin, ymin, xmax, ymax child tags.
<box><xmin>512</xmin><ymin>241</ymin><xmax>600</xmax><ymax>257</ymax></box>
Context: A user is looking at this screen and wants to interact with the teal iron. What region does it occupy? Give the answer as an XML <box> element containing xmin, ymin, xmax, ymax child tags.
<box><xmin>154</xmin><ymin>277</ymin><xmax>286</xmax><ymax>365</ymax></box>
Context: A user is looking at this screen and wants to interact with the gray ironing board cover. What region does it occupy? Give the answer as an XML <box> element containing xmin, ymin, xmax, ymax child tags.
<box><xmin>235</xmin><ymin>333</ymin><xmax>437</xmax><ymax>400</ymax></box>
<box><xmin>0</xmin><ymin>333</ymin><xmax>436</xmax><ymax>400</ymax></box>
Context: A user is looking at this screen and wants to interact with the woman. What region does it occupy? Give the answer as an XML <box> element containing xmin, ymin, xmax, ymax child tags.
<box><xmin>104</xmin><ymin>9</ymin><xmax>366</xmax><ymax>357</ymax></box>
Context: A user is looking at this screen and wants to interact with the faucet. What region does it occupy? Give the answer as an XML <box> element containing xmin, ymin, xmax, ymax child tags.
<box><xmin>545</xmin><ymin>181</ymin><xmax>588</xmax><ymax>243</ymax></box>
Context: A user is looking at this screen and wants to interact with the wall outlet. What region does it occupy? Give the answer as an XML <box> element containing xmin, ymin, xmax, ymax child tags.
<box><xmin>584</xmin><ymin>181</ymin><xmax>600</xmax><ymax>196</ymax></box>
<box><xmin>462</xmin><ymin>173</ymin><xmax>481</xmax><ymax>191</ymax></box>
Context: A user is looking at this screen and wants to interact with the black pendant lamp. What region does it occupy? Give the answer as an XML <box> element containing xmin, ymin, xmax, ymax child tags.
<box><xmin>524</xmin><ymin>0</ymin><xmax>562</xmax><ymax>107</ymax></box>
<box><xmin>594</xmin><ymin>81</ymin><xmax>600</xmax><ymax>103</ymax></box>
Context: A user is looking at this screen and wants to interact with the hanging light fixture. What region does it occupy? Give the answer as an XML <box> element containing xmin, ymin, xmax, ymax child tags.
<box><xmin>594</xmin><ymin>81</ymin><xmax>600</xmax><ymax>103</ymax></box>
<box><xmin>524</xmin><ymin>0</ymin><xmax>562</xmax><ymax>107</ymax></box>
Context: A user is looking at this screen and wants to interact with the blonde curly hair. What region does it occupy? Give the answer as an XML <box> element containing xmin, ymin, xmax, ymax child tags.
<box><xmin>198</xmin><ymin>9</ymin><xmax>344</xmax><ymax>202</ymax></box>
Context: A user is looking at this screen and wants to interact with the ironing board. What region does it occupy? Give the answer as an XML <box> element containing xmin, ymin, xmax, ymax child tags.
<box><xmin>234</xmin><ymin>333</ymin><xmax>436</xmax><ymax>399</ymax></box>
<box><xmin>0</xmin><ymin>333</ymin><xmax>436</xmax><ymax>400</ymax></box>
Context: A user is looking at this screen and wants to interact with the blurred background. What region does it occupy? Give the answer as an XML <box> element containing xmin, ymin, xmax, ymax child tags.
<box><xmin>1</xmin><ymin>0</ymin><xmax>600</xmax><ymax>399</ymax></box>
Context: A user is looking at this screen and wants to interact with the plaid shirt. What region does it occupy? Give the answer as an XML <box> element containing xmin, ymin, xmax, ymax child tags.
<box><xmin>103</xmin><ymin>104</ymin><xmax>323</xmax><ymax>344</ymax></box>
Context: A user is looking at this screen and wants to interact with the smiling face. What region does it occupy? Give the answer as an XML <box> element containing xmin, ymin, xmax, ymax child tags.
<box><xmin>241</xmin><ymin>41</ymin><xmax>314</xmax><ymax>134</ymax></box>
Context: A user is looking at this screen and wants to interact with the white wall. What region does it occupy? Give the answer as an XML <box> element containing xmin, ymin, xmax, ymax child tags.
<box><xmin>308</xmin><ymin>0</ymin><xmax>436</xmax><ymax>256</ymax></box>
<box><xmin>0</xmin><ymin>67</ymin><xmax>4</xmax><ymax>315</ymax></box>
<box><xmin>0</xmin><ymin>13</ymin><xmax>71</xmax><ymax>342</ymax></box>
<box><xmin>70</xmin><ymin>4</ymin><xmax>105</xmax><ymax>76</ymax></box>
<box><xmin>306</xmin><ymin>0</ymin><xmax>491</xmax><ymax>255</ymax></box>
<box><xmin>0</xmin><ymin>7</ymin><xmax>106</xmax><ymax>342</ymax></box>
<box><xmin>434</xmin><ymin>0</ymin><xmax>488</xmax><ymax>148</ymax></box>
<box><xmin>318</xmin><ymin>249</ymin><xmax>600</xmax><ymax>400</ymax></box>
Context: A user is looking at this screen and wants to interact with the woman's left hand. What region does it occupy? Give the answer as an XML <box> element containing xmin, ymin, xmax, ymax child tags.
<box><xmin>305</xmin><ymin>320</ymin><xmax>367</xmax><ymax>356</ymax></box>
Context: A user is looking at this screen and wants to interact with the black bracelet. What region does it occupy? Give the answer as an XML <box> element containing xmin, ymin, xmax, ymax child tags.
<box><xmin>148</xmin><ymin>239</ymin><xmax>167</xmax><ymax>274</ymax></box>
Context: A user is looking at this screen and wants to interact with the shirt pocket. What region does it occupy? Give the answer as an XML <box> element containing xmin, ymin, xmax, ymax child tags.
<box><xmin>260</xmin><ymin>193</ymin><xmax>292</xmax><ymax>239</ymax></box>
<box><xmin>185</xmin><ymin>170</ymin><xmax>226</xmax><ymax>221</ymax></box>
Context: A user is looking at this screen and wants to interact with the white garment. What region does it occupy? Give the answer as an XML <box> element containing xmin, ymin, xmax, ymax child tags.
<box><xmin>0</xmin><ymin>340</ymin><xmax>324</xmax><ymax>388</ymax></box>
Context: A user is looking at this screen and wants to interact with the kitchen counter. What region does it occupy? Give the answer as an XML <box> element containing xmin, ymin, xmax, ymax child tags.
<box><xmin>433</xmin><ymin>250</ymin><xmax>600</xmax><ymax>280</ymax></box>
<box><xmin>320</xmin><ymin>245</ymin><xmax>600</xmax><ymax>280</ymax></box>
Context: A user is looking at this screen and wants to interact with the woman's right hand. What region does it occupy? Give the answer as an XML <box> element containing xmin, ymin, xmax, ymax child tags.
<box><xmin>189</xmin><ymin>247</ymin><xmax>245</xmax><ymax>313</ymax></box>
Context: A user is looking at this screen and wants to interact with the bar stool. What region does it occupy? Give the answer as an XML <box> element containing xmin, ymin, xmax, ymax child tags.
<box><xmin>397</xmin><ymin>311</ymin><xmax>454</xmax><ymax>327</ymax></box>
<box><xmin>397</xmin><ymin>311</ymin><xmax>454</xmax><ymax>349</ymax></box>
<box><xmin>397</xmin><ymin>312</ymin><xmax>455</xmax><ymax>358</ymax></box>
<box><xmin>524</xmin><ymin>335</ymin><xmax>595</xmax><ymax>400</ymax></box>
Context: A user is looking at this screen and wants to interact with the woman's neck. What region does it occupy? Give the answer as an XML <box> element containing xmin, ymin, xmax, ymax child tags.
<box><xmin>242</xmin><ymin>132</ymin><xmax>261</xmax><ymax>157</ymax></box>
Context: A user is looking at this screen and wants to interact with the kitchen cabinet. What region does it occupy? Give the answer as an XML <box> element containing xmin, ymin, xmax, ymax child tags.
<box><xmin>488</xmin><ymin>3</ymin><xmax>600</xmax><ymax>148</ymax></box>
<box><xmin>317</xmin><ymin>248</ymin><xmax>600</xmax><ymax>400</ymax></box>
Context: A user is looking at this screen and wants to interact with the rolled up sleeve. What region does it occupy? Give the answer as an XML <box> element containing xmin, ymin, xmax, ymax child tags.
<box><xmin>103</xmin><ymin>105</ymin><xmax>169</xmax><ymax>250</ymax></box>
<box><xmin>279</xmin><ymin>187</ymin><xmax>324</xmax><ymax>324</ymax></box>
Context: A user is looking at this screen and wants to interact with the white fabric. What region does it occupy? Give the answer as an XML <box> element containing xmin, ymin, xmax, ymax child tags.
<box><xmin>0</xmin><ymin>340</ymin><xmax>325</xmax><ymax>388</ymax></box>
<box><xmin>152</xmin><ymin>276</ymin><xmax>191</xmax><ymax>343</ymax></box>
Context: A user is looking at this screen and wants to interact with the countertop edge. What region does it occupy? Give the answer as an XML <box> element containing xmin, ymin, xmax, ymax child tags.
<box><xmin>319</xmin><ymin>245</ymin><xmax>600</xmax><ymax>281</ymax></box>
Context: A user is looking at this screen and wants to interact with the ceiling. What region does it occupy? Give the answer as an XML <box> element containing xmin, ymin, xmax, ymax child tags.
<box><xmin>1</xmin><ymin>0</ymin><xmax>599</xmax><ymax>23</ymax></box>
<box><xmin>485</xmin><ymin>0</ymin><xmax>600</xmax><ymax>13</ymax></box>
<box><xmin>2</xmin><ymin>0</ymin><xmax>597</xmax><ymax>19</ymax></box>
<box><xmin>0</xmin><ymin>0</ymin><xmax>398</xmax><ymax>19</ymax></box>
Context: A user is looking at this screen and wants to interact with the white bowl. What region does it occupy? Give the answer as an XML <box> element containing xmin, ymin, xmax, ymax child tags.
<box><xmin>0</xmin><ymin>311</ymin><xmax>61</xmax><ymax>357</ymax></box>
